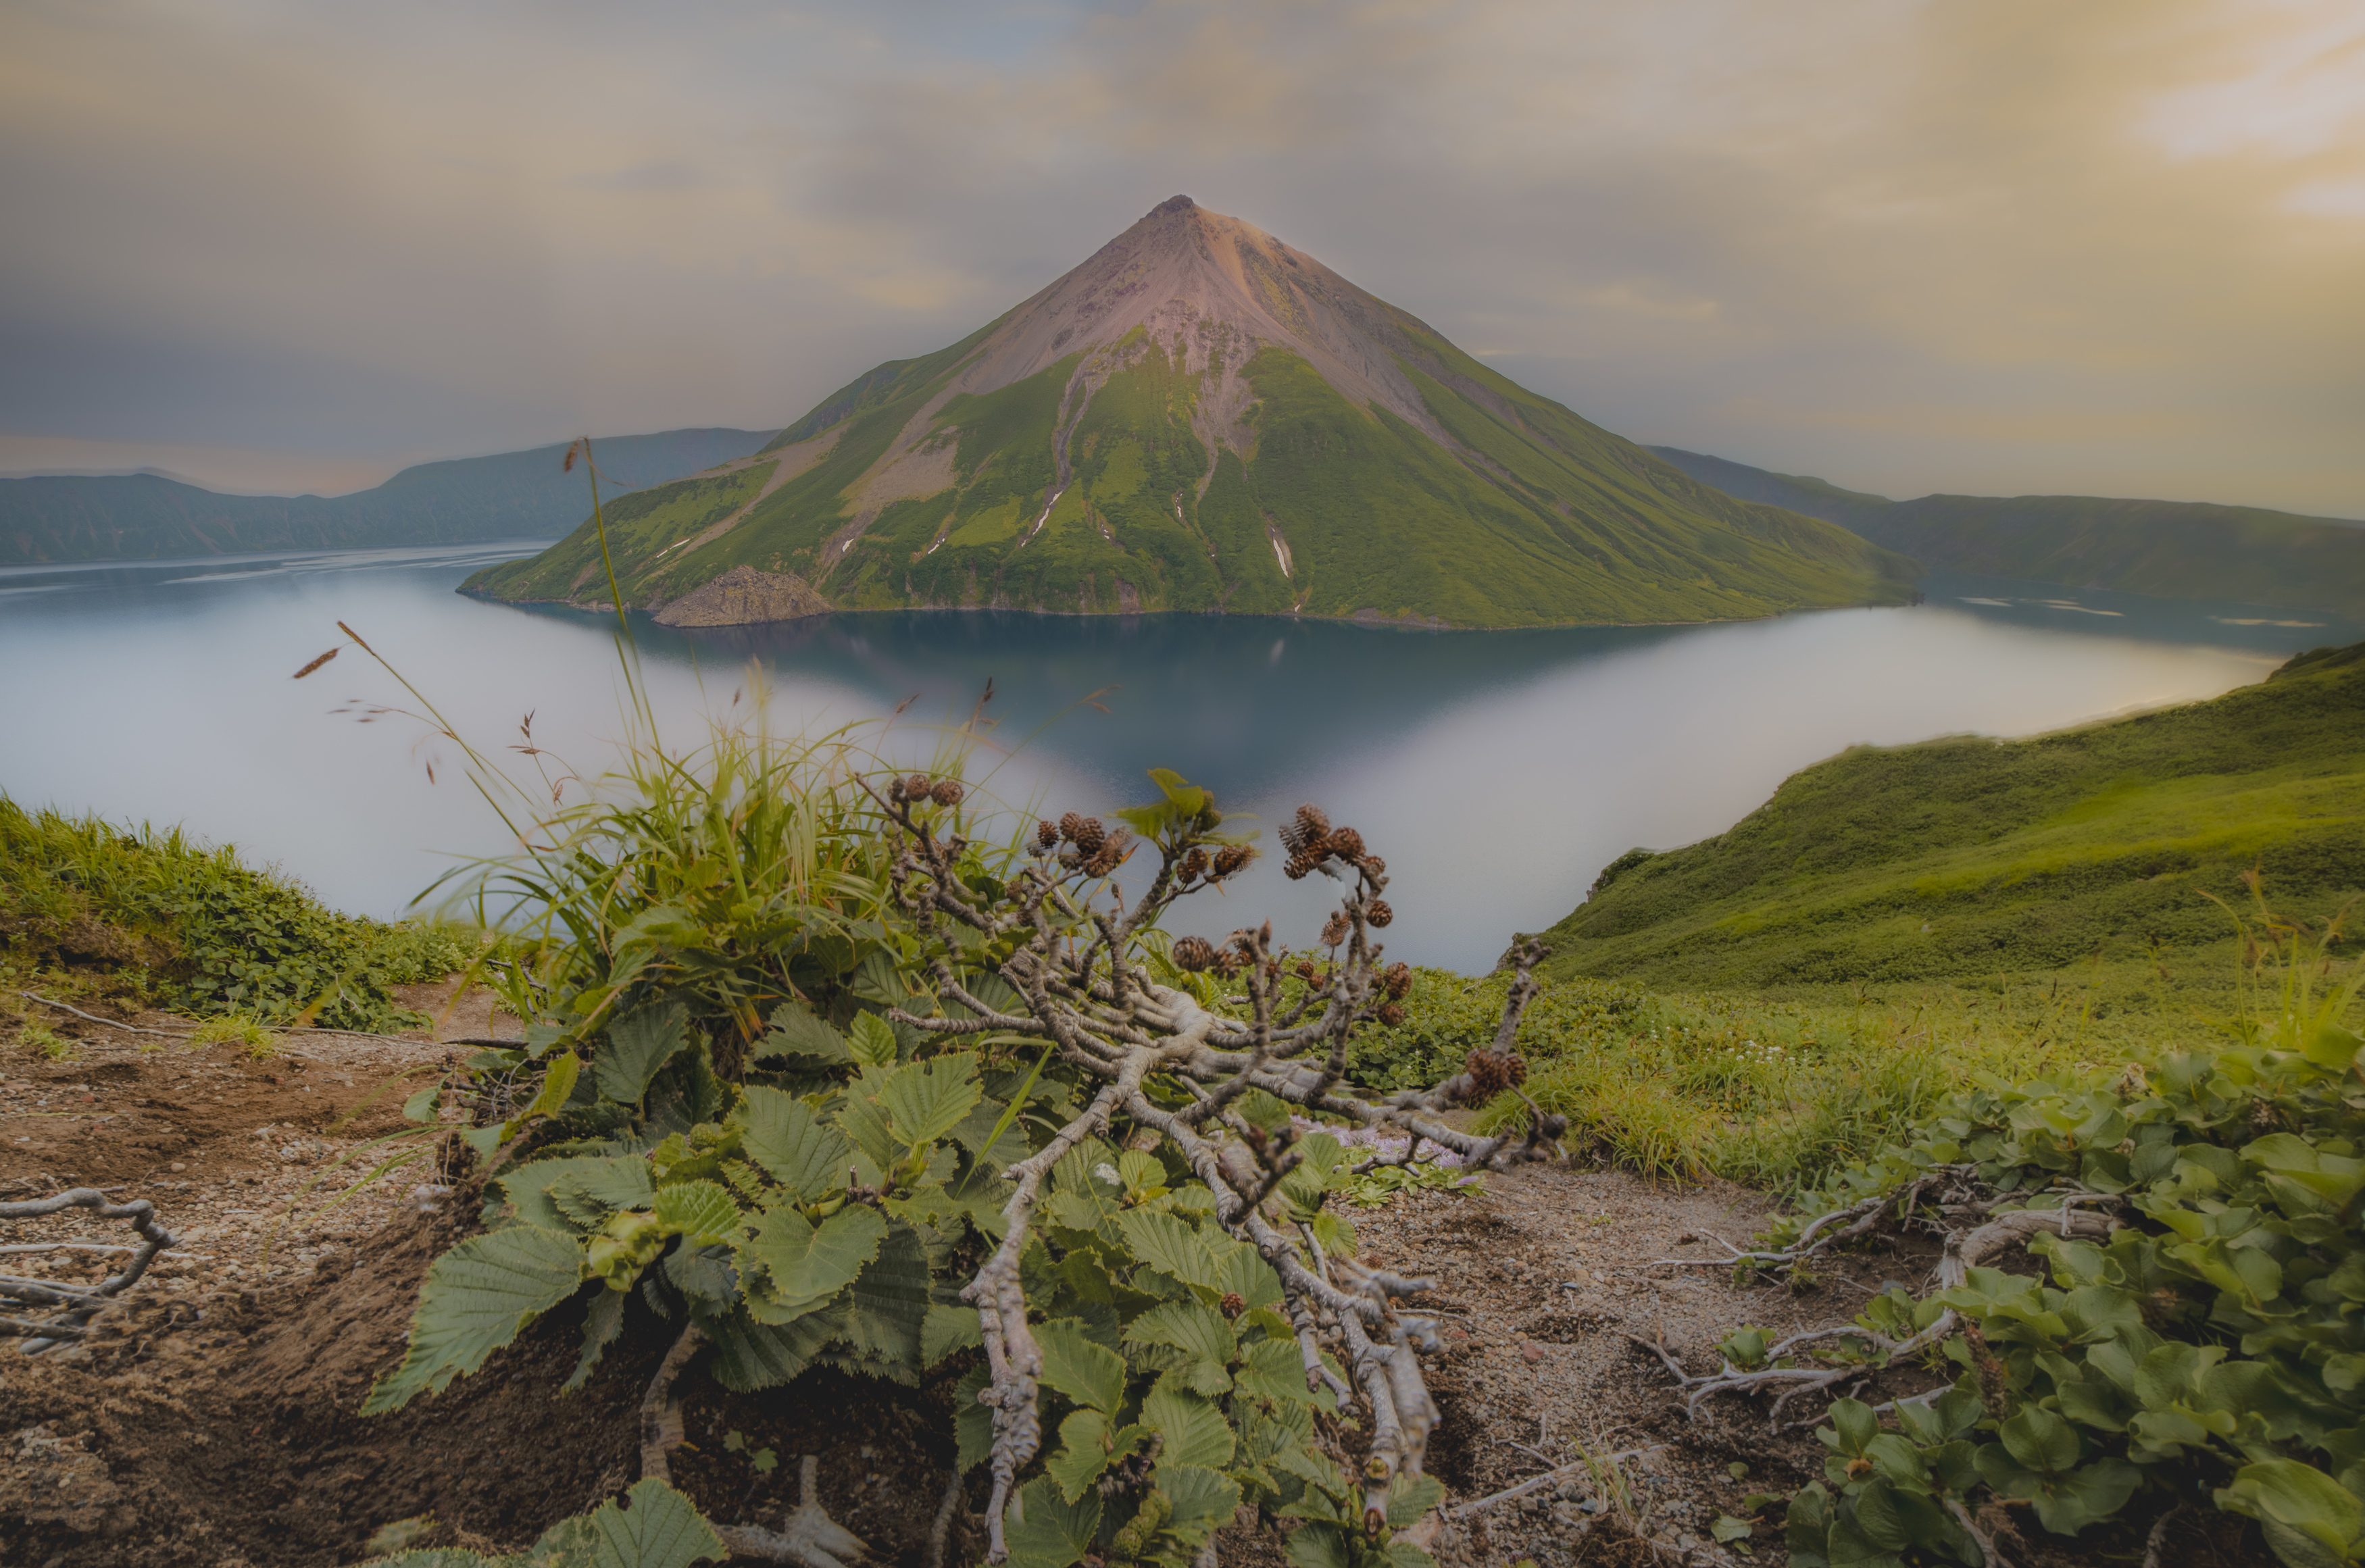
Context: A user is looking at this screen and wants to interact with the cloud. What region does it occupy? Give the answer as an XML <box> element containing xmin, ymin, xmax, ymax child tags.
<box><xmin>0</xmin><ymin>0</ymin><xmax>2358</xmax><ymax>514</ymax></box>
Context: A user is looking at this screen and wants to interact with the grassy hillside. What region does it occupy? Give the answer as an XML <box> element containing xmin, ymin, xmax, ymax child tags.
<box><xmin>470</xmin><ymin>338</ymin><xmax>1916</xmax><ymax>629</ymax></box>
<box><xmin>0</xmin><ymin>428</ymin><xmax>776</xmax><ymax>566</ymax></box>
<box><xmin>1533</xmin><ymin>638</ymin><xmax>2365</xmax><ymax>1001</ymax></box>
<box><xmin>1650</xmin><ymin>445</ymin><xmax>2365</xmax><ymax>619</ymax></box>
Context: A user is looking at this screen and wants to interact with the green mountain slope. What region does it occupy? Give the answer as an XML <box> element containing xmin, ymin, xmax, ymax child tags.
<box><xmin>1533</xmin><ymin>639</ymin><xmax>2365</xmax><ymax>990</ymax></box>
<box><xmin>1649</xmin><ymin>445</ymin><xmax>2365</xmax><ymax>619</ymax></box>
<box><xmin>466</xmin><ymin>199</ymin><xmax>1914</xmax><ymax>629</ymax></box>
<box><xmin>0</xmin><ymin>428</ymin><xmax>776</xmax><ymax>565</ymax></box>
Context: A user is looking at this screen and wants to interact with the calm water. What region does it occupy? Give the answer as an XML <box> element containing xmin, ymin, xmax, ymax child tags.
<box><xmin>2</xmin><ymin>545</ymin><xmax>2353</xmax><ymax>971</ymax></box>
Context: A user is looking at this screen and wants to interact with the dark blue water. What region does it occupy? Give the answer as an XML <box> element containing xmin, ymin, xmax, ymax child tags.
<box><xmin>2</xmin><ymin>545</ymin><xmax>2351</xmax><ymax>970</ymax></box>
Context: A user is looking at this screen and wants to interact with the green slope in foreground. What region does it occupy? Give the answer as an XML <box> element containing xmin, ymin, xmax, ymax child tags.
<box><xmin>1535</xmin><ymin>639</ymin><xmax>2365</xmax><ymax>992</ymax></box>
<box><xmin>468</xmin><ymin>203</ymin><xmax>1914</xmax><ymax>629</ymax></box>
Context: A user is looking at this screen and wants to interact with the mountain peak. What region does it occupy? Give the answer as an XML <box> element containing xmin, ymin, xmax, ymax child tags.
<box><xmin>1150</xmin><ymin>194</ymin><xmax>1196</xmax><ymax>215</ymax></box>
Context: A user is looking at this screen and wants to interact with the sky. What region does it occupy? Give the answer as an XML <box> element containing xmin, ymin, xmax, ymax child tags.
<box><xmin>1</xmin><ymin>0</ymin><xmax>2361</xmax><ymax>515</ymax></box>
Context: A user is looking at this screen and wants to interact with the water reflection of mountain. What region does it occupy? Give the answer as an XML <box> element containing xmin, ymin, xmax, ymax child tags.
<box><xmin>652</xmin><ymin>611</ymin><xmax>1701</xmax><ymax>801</ymax></box>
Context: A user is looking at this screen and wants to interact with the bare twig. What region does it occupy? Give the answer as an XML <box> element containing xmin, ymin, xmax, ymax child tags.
<box><xmin>0</xmin><ymin>1187</ymin><xmax>177</xmax><ymax>1352</ymax></box>
<box><xmin>1453</xmin><ymin>1445</ymin><xmax>1668</xmax><ymax>1518</ymax></box>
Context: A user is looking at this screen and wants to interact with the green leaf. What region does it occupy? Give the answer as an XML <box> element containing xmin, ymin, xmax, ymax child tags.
<box><xmin>922</xmin><ymin>1302</ymin><xmax>982</xmax><ymax>1367</ymax></box>
<box><xmin>1999</xmin><ymin>1407</ymin><xmax>2081</xmax><ymax>1475</ymax></box>
<box><xmin>1003</xmin><ymin>1476</ymin><xmax>1101</xmax><ymax>1568</ymax></box>
<box><xmin>402</xmin><ymin>1084</ymin><xmax>441</xmax><ymax>1123</ymax></box>
<box><xmin>875</xmin><ymin>1053</ymin><xmax>984</xmax><ymax>1150</ymax></box>
<box><xmin>1157</xmin><ymin>1463</ymin><xmax>1244</xmax><ymax>1537</ymax></box>
<box><xmin>1112</xmin><ymin>1208</ymin><xmax>1227</xmax><ymax>1295</ymax></box>
<box><xmin>566</xmin><ymin>1288</ymin><xmax>627</xmax><ymax>1392</ymax></box>
<box><xmin>363</xmin><ymin>1226</ymin><xmax>585</xmax><ymax>1413</ymax></box>
<box><xmin>1387</xmin><ymin>1473</ymin><xmax>1445</xmax><ymax>1527</ymax></box>
<box><xmin>1124</xmin><ymin>1300</ymin><xmax>1237</xmax><ymax>1367</ymax></box>
<box><xmin>736</xmin><ymin>1204</ymin><xmax>887</xmax><ymax>1323</ymax></box>
<box><xmin>1046</xmin><ymin>1409</ymin><xmax>1118</xmax><ymax>1502</ymax></box>
<box><xmin>837</xmin><ymin>1222</ymin><xmax>932</xmax><ymax>1379</ymax></box>
<box><xmin>1828</xmin><ymin>1398</ymin><xmax>1881</xmax><ymax>1457</ymax></box>
<box><xmin>495</xmin><ymin>1155</ymin><xmax>655</xmax><ymax>1234</ymax></box>
<box><xmin>847</xmin><ymin>1011</ymin><xmax>899</xmax><ymax>1068</ymax></box>
<box><xmin>955</xmin><ymin>1365</ymin><xmax>994</xmax><ymax>1472</ymax></box>
<box><xmin>519</xmin><ymin>1478</ymin><xmax>724</xmax><ymax>1568</ymax></box>
<box><xmin>1712</xmin><ymin>1517</ymin><xmax>1755</xmax><ymax>1544</ymax></box>
<box><xmin>1141</xmin><ymin>1381</ymin><xmax>1235</xmax><ymax>1467</ymax></box>
<box><xmin>736</xmin><ymin>1086</ymin><xmax>853</xmax><ymax>1203</ymax></box>
<box><xmin>523</xmin><ymin>1051</ymin><xmax>583</xmax><ymax>1123</ymax></box>
<box><xmin>595</xmin><ymin>1001</ymin><xmax>689</xmax><ymax>1106</ymax></box>
<box><xmin>651</xmin><ymin>1181</ymin><xmax>741</xmax><ymax>1244</ymax></box>
<box><xmin>1037</xmin><ymin>1318</ymin><xmax>1128</xmax><ymax>1415</ymax></box>
<box><xmin>1283</xmin><ymin>1523</ymin><xmax>1354</xmax><ymax>1568</ymax></box>
<box><xmin>754</xmin><ymin>1001</ymin><xmax>853</xmax><ymax>1065</ymax></box>
<box><xmin>705</xmin><ymin>1304</ymin><xmax>837</xmax><ymax>1393</ymax></box>
<box><xmin>2218</xmin><ymin>1460</ymin><xmax>2365</xmax><ymax>1566</ymax></box>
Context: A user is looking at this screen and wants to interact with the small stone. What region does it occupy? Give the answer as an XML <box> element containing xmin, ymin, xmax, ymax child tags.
<box><xmin>1520</xmin><ymin>1342</ymin><xmax>1545</xmax><ymax>1365</ymax></box>
<box><xmin>169</xmin><ymin>1162</ymin><xmax>186</xmax><ymax>1172</ymax></box>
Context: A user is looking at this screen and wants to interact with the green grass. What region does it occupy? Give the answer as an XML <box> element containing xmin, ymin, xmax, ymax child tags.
<box><xmin>1347</xmin><ymin>964</ymin><xmax>2130</xmax><ymax>1191</ymax></box>
<box><xmin>0</xmin><ymin>798</ymin><xmax>492</xmax><ymax>1032</ymax></box>
<box><xmin>1532</xmin><ymin>640</ymin><xmax>2365</xmax><ymax>1001</ymax></box>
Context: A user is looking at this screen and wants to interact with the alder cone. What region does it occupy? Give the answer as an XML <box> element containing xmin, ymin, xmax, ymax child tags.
<box><xmin>1378</xmin><ymin>1003</ymin><xmax>1405</xmax><ymax>1028</ymax></box>
<box><xmin>1284</xmin><ymin>851</ymin><xmax>1320</xmax><ymax>882</ymax></box>
<box><xmin>1212</xmin><ymin>845</ymin><xmax>1251</xmax><ymax>877</ymax></box>
<box><xmin>1326</xmin><ymin>826</ymin><xmax>1365</xmax><ymax>861</ymax></box>
<box><xmin>1384</xmin><ymin>961</ymin><xmax>1412</xmax><ymax>1000</ymax></box>
<box><xmin>1062</xmin><ymin>813</ymin><xmax>1107</xmax><ymax>854</ymax></box>
<box><xmin>1320</xmin><ymin>912</ymin><xmax>1349</xmax><ymax>948</ymax></box>
<box><xmin>1172</xmin><ymin>936</ymin><xmax>1217</xmax><ymax>972</ymax></box>
<box><xmin>904</xmin><ymin>774</ymin><xmax>932</xmax><ymax>801</ymax></box>
<box><xmin>930</xmin><ymin>779</ymin><xmax>964</xmax><ymax>807</ymax></box>
<box><xmin>1035</xmin><ymin>819</ymin><xmax>1060</xmax><ymax>850</ymax></box>
<box><xmin>1366</xmin><ymin>899</ymin><xmax>1393</xmax><ymax>928</ymax></box>
<box><xmin>1464</xmin><ymin>1048</ymin><xmax>1528</xmax><ymax>1097</ymax></box>
<box><xmin>1182</xmin><ymin>848</ymin><xmax>1210</xmax><ymax>880</ymax></box>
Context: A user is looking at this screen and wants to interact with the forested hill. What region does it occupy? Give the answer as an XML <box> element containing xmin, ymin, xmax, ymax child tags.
<box><xmin>466</xmin><ymin>198</ymin><xmax>1916</xmax><ymax>630</ymax></box>
<box><xmin>0</xmin><ymin>428</ymin><xmax>775</xmax><ymax>565</ymax></box>
<box><xmin>1649</xmin><ymin>446</ymin><xmax>2365</xmax><ymax>621</ymax></box>
<box><xmin>1534</xmin><ymin>638</ymin><xmax>2365</xmax><ymax>989</ymax></box>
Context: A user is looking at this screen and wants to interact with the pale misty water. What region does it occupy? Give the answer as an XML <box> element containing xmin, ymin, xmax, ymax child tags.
<box><xmin>1</xmin><ymin>544</ymin><xmax>2353</xmax><ymax>972</ymax></box>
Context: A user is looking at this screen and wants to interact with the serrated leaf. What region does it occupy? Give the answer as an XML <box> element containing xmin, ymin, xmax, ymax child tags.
<box><xmin>834</xmin><ymin>1072</ymin><xmax>902</xmax><ymax>1178</ymax></box>
<box><xmin>754</xmin><ymin>1001</ymin><xmax>853</xmax><ymax>1065</ymax></box>
<box><xmin>1141</xmin><ymin>1382</ymin><xmax>1235</xmax><ymax>1468</ymax></box>
<box><xmin>566</xmin><ymin>1287</ymin><xmax>627</xmax><ymax>1392</ymax></box>
<box><xmin>737</xmin><ymin>1086</ymin><xmax>854</xmax><ymax>1203</ymax></box>
<box><xmin>705</xmin><ymin>1304</ymin><xmax>837</xmax><ymax>1392</ymax></box>
<box><xmin>651</xmin><ymin>1181</ymin><xmax>741</xmax><ymax>1244</ymax></box>
<box><xmin>1386</xmin><ymin>1472</ymin><xmax>1445</xmax><ymax>1527</ymax></box>
<box><xmin>1112</xmin><ymin>1208</ymin><xmax>1227</xmax><ymax>1295</ymax></box>
<box><xmin>876</xmin><ymin>1053</ymin><xmax>984</xmax><ymax>1150</ymax></box>
<box><xmin>595</xmin><ymin>1001</ymin><xmax>688</xmax><ymax>1107</ymax></box>
<box><xmin>1237</xmin><ymin>1336</ymin><xmax>1324</xmax><ymax>1405</ymax></box>
<box><xmin>1283</xmin><ymin>1522</ymin><xmax>1353</xmax><ymax>1568</ymax></box>
<box><xmin>1156</xmin><ymin>1463</ymin><xmax>1243</xmax><ymax>1539</ymax></box>
<box><xmin>737</xmin><ymin>1203</ymin><xmax>887</xmax><ymax>1323</ymax></box>
<box><xmin>1047</xmin><ymin>1409</ymin><xmax>1118</xmax><ymax>1502</ymax></box>
<box><xmin>402</xmin><ymin>1084</ymin><xmax>442</xmax><ymax>1123</ymax></box>
<box><xmin>955</xmin><ymin>1364</ymin><xmax>994</xmax><ymax>1472</ymax></box>
<box><xmin>1125</xmin><ymin>1300</ymin><xmax>1238</xmax><ymax>1364</ymax></box>
<box><xmin>1003</xmin><ymin>1476</ymin><xmax>1101</xmax><ymax>1568</ymax></box>
<box><xmin>923</xmin><ymin>1302</ymin><xmax>983</xmax><ymax>1367</ymax></box>
<box><xmin>1037</xmin><ymin>1317</ymin><xmax>1128</xmax><ymax>1415</ymax></box>
<box><xmin>950</xmin><ymin>1096</ymin><xmax>1030</xmax><ymax>1166</ymax></box>
<box><xmin>494</xmin><ymin>1155</ymin><xmax>654</xmax><ymax>1234</ymax></box>
<box><xmin>839</xmin><ymin>1222</ymin><xmax>932</xmax><ymax>1380</ymax></box>
<box><xmin>364</xmin><ymin>1226</ymin><xmax>585</xmax><ymax>1413</ymax></box>
<box><xmin>662</xmin><ymin>1244</ymin><xmax>737</xmax><ymax>1308</ymax></box>
<box><xmin>847</xmin><ymin>1011</ymin><xmax>899</xmax><ymax>1068</ymax></box>
<box><xmin>520</xmin><ymin>1478</ymin><xmax>724</xmax><ymax>1568</ymax></box>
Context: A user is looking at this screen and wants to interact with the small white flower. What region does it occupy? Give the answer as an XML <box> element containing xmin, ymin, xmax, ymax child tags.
<box><xmin>1093</xmin><ymin>1162</ymin><xmax>1122</xmax><ymax>1186</ymax></box>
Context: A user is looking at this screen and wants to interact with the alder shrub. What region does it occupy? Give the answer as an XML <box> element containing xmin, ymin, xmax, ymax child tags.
<box><xmin>1657</xmin><ymin>898</ymin><xmax>2365</xmax><ymax>1568</ymax></box>
<box><xmin>363</xmin><ymin>764</ymin><xmax>1561</xmax><ymax>1568</ymax></box>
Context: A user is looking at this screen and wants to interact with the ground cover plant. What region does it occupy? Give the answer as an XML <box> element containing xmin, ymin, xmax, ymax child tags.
<box><xmin>1614</xmin><ymin>892</ymin><xmax>2365</xmax><ymax>1567</ymax></box>
<box><xmin>0</xmin><ymin>797</ymin><xmax>487</xmax><ymax>1034</ymax></box>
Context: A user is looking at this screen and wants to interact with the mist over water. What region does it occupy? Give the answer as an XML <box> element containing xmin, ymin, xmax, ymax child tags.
<box><xmin>2</xmin><ymin>546</ymin><xmax>2349</xmax><ymax>971</ymax></box>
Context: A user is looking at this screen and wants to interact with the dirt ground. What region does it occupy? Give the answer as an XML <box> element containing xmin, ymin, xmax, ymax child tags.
<box><xmin>0</xmin><ymin>989</ymin><xmax>2254</xmax><ymax>1567</ymax></box>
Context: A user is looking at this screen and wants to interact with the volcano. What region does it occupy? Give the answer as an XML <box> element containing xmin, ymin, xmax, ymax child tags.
<box><xmin>467</xmin><ymin>197</ymin><xmax>1914</xmax><ymax>628</ymax></box>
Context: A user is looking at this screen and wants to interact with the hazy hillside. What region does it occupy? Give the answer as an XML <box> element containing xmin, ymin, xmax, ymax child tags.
<box><xmin>0</xmin><ymin>428</ymin><xmax>775</xmax><ymax>565</ymax></box>
<box><xmin>1650</xmin><ymin>445</ymin><xmax>2365</xmax><ymax>619</ymax></box>
<box><xmin>468</xmin><ymin>199</ymin><xmax>1915</xmax><ymax>630</ymax></box>
<box><xmin>1531</xmin><ymin>638</ymin><xmax>2365</xmax><ymax>990</ymax></box>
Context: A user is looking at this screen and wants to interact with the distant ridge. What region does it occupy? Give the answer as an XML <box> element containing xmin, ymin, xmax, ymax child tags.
<box><xmin>467</xmin><ymin>197</ymin><xmax>1915</xmax><ymax>629</ymax></box>
<box><xmin>0</xmin><ymin>428</ymin><xmax>777</xmax><ymax>565</ymax></box>
<box><xmin>1649</xmin><ymin>446</ymin><xmax>2365</xmax><ymax>621</ymax></box>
